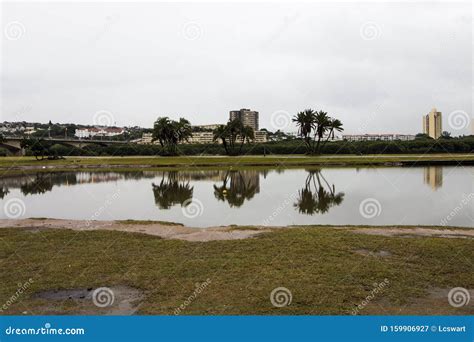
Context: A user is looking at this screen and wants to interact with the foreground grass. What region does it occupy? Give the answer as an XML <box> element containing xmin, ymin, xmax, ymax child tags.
<box><xmin>0</xmin><ymin>227</ymin><xmax>472</xmax><ymax>315</ymax></box>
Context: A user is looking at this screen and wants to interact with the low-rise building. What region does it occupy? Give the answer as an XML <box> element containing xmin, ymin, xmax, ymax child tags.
<box><xmin>193</xmin><ymin>124</ymin><xmax>221</xmax><ymax>131</ymax></box>
<box><xmin>342</xmin><ymin>134</ymin><xmax>415</xmax><ymax>142</ymax></box>
<box><xmin>138</xmin><ymin>130</ymin><xmax>267</xmax><ymax>145</ymax></box>
<box><xmin>75</xmin><ymin>127</ymin><xmax>125</xmax><ymax>139</ymax></box>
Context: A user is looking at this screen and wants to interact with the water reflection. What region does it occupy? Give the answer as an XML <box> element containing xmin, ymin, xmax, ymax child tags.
<box><xmin>0</xmin><ymin>166</ymin><xmax>460</xmax><ymax>225</ymax></box>
<box><xmin>213</xmin><ymin>170</ymin><xmax>260</xmax><ymax>207</ymax></box>
<box><xmin>424</xmin><ymin>166</ymin><xmax>443</xmax><ymax>190</ymax></box>
<box><xmin>0</xmin><ymin>172</ymin><xmax>156</xmax><ymax>196</ymax></box>
<box><xmin>294</xmin><ymin>169</ymin><xmax>345</xmax><ymax>214</ymax></box>
<box><xmin>151</xmin><ymin>172</ymin><xmax>194</xmax><ymax>209</ymax></box>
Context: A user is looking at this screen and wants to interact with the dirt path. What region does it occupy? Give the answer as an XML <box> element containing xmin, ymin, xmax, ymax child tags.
<box><xmin>0</xmin><ymin>219</ymin><xmax>472</xmax><ymax>241</ymax></box>
<box><xmin>0</xmin><ymin>218</ymin><xmax>271</xmax><ymax>241</ymax></box>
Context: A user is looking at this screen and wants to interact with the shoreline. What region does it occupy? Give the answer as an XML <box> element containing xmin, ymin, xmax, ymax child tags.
<box><xmin>1</xmin><ymin>218</ymin><xmax>472</xmax><ymax>241</ymax></box>
<box><xmin>0</xmin><ymin>154</ymin><xmax>473</xmax><ymax>175</ymax></box>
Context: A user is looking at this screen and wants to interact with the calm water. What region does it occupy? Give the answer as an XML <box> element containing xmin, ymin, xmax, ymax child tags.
<box><xmin>0</xmin><ymin>167</ymin><xmax>472</xmax><ymax>227</ymax></box>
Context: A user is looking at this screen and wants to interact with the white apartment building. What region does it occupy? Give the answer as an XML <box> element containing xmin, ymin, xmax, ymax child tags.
<box><xmin>75</xmin><ymin>127</ymin><xmax>125</xmax><ymax>139</ymax></box>
<box><xmin>137</xmin><ymin>130</ymin><xmax>268</xmax><ymax>145</ymax></box>
<box><xmin>342</xmin><ymin>134</ymin><xmax>415</xmax><ymax>142</ymax></box>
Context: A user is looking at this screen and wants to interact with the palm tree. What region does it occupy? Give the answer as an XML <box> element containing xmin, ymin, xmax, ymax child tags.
<box><xmin>292</xmin><ymin>109</ymin><xmax>316</xmax><ymax>153</ymax></box>
<box><xmin>322</xmin><ymin>118</ymin><xmax>344</xmax><ymax>147</ymax></box>
<box><xmin>152</xmin><ymin>117</ymin><xmax>171</xmax><ymax>148</ymax></box>
<box><xmin>152</xmin><ymin>117</ymin><xmax>192</xmax><ymax>155</ymax></box>
<box><xmin>238</xmin><ymin>125</ymin><xmax>255</xmax><ymax>153</ymax></box>
<box><xmin>213</xmin><ymin>119</ymin><xmax>254</xmax><ymax>155</ymax></box>
<box><xmin>213</xmin><ymin>125</ymin><xmax>229</xmax><ymax>154</ymax></box>
<box><xmin>314</xmin><ymin>111</ymin><xmax>331</xmax><ymax>154</ymax></box>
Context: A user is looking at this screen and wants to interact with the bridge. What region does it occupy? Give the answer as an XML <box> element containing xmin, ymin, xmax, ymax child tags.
<box><xmin>0</xmin><ymin>137</ymin><xmax>130</xmax><ymax>155</ymax></box>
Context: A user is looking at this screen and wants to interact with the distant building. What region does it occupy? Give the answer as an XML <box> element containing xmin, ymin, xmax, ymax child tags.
<box><xmin>230</xmin><ymin>109</ymin><xmax>259</xmax><ymax>131</ymax></box>
<box><xmin>187</xmin><ymin>132</ymin><xmax>215</xmax><ymax>144</ymax></box>
<box><xmin>422</xmin><ymin>108</ymin><xmax>442</xmax><ymax>139</ymax></box>
<box><xmin>75</xmin><ymin>127</ymin><xmax>124</xmax><ymax>139</ymax></box>
<box><xmin>185</xmin><ymin>130</ymin><xmax>267</xmax><ymax>144</ymax></box>
<box><xmin>193</xmin><ymin>124</ymin><xmax>221</xmax><ymax>131</ymax></box>
<box><xmin>342</xmin><ymin>134</ymin><xmax>415</xmax><ymax>142</ymax></box>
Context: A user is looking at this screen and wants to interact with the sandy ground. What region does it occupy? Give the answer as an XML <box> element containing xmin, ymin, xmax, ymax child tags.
<box><xmin>0</xmin><ymin>219</ymin><xmax>472</xmax><ymax>241</ymax></box>
<box><xmin>0</xmin><ymin>218</ymin><xmax>271</xmax><ymax>241</ymax></box>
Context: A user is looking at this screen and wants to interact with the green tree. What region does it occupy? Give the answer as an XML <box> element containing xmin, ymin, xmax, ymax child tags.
<box><xmin>292</xmin><ymin>109</ymin><xmax>316</xmax><ymax>152</ymax></box>
<box><xmin>238</xmin><ymin>125</ymin><xmax>255</xmax><ymax>154</ymax></box>
<box><xmin>212</xmin><ymin>119</ymin><xmax>254</xmax><ymax>155</ymax></box>
<box><xmin>213</xmin><ymin>125</ymin><xmax>229</xmax><ymax>154</ymax></box>
<box><xmin>440</xmin><ymin>131</ymin><xmax>452</xmax><ymax>139</ymax></box>
<box><xmin>20</xmin><ymin>138</ymin><xmax>56</xmax><ymax>160</ymax></box>
<box><xmin>152</xmin><ymin>117</ymin><xmax>192</xmax><ymax>155</ymax></box>
<box><xmin>293</xmin><ymin>109</ymin><xmax>343</xmax><ymax>154</ymax></box>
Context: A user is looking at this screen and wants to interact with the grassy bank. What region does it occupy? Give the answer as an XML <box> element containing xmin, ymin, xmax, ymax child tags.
<box><xmin>0</xmin><ymin>226</ymin><xmax>472</xmax><ymax>315</ymax></box>
<box><xmin>0</xmin><ymin>154</ymin><xmax>473</xmax><ymax>175</ymax></box>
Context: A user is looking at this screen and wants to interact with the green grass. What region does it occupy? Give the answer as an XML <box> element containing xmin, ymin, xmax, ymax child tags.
<box><xmin>117</xmin><ymin>219</ymin><xmax>184</xmax><ymax>226</ymax></box>
<box><xmin>0</xmin><ymin>154</ymin><xmax>473</xmax><ymax>176</ymax></box>
<box><xmin>0</xmin><ymin>227</ymin><xmax>472</xmax><ymax>315</ymax></box>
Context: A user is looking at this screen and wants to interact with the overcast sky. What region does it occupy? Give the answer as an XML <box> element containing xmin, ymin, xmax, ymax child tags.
<box><xmin>1</xmin><ymin>1</ymin><xmax>472</xmax><ymax>134</ymax></box>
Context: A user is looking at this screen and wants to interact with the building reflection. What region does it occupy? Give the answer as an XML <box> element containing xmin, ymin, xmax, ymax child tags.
<box><xmin>423</xmin><ymin>166</ymin><xmax>443</xmax><ymax>190</ymax></box>
<box><xmin>0</xmin><ymin>171</ymin><xmax>156</xmax><ymax>196</ymax></box>
<box><xmin>294</xmin><ymin>169</ymin><xmax>344</xmax><ymax>215</ymax></box>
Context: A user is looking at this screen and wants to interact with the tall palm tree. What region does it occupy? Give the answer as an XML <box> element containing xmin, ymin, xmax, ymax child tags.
<box><xmin>152</xmin><ymin>117</ymin><xmax>171</xmax><ymax>147</ymax></box>
<box><xmin>238</xmin><ymin>125</ymin><xmax>255</xmax><ymax>153</ymax></box>
<box><xmin>152</xmin><ymin>117</ymin><xmax>192</xmax><ymax>155</ymax></box>
<box><xmin>322</xmin><ymin>118</ymin><xmax>344</xmax><ymax>147</ymax></box>
<box><xmin>314</xmin><ymin>111</ymin><xmax>331</xmax><ymax>154</ymax></box>
<box><xmin>213</xmin><ymin>125</ymin><xmax>229</xmax><ymax>154</ymax></box>
<box><xmin>292</xmin><ymin>109</ymin><xmax>316</xmax><ymax>153</ymax></box>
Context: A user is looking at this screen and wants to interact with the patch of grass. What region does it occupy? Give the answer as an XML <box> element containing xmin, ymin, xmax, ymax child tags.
<box><xmin>0</xmin><ymin>227</ymin><xmax>472</xmax><ymax>315</ymax></box>
<box><xmin>0</xmin><ymin>154</ymin><xmax>473</xmax><ymax>169</ymax></box>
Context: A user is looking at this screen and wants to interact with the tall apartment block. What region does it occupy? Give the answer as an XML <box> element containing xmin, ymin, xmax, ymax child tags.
<box><xmin>229</xmin><ymin>108</ymin><xmax>259</xmax><ymax>131</ymax></box>
<box><xmin>422</xmin><ymin>108</ymin><xmax>442</xmax><ymax>139</ymax></box>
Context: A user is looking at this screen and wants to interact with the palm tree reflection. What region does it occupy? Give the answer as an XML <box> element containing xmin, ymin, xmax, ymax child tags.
<box><xmin>152</xmin><ymin>171</ymin><xmax>194</xmax><ymax>209</ymax></box>
<box><xmin>214</xmin><ymin>170</ymin><xmax>259</xmax><ymax>207</ymax></box>
<box><xmin>294</xmin><ymin>169</ymin><xmax>344</xmax><ymax>214</ymax></box>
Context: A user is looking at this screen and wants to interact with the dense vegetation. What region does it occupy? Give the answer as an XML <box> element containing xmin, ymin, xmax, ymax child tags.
<box><xmin>7</xmin><ymin>135</ymin><xmax>473</xmax><ymax>157</ymax></box>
